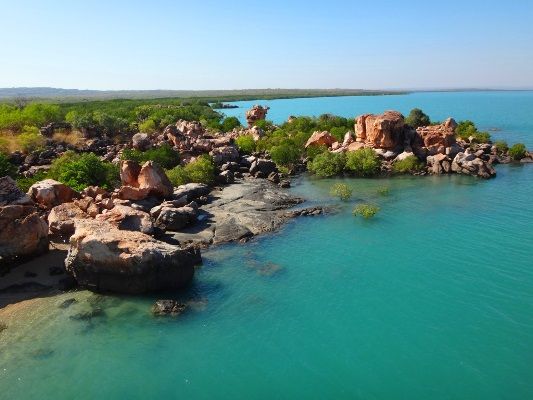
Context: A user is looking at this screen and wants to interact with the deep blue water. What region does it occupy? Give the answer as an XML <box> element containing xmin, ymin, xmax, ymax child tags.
<box><xmin>0</xmin><ymin>92</ymin><xmax>532</xmax><ymax>399</ymax></box>
<box><xmin>221</xmin><ymin>91</ymin><xmax>533</xmax><ymax>147</ymax></box>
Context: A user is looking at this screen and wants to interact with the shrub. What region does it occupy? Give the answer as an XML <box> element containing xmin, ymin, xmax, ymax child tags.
<box><xmin>392</xmin><ymin>155</ymin><xmax>425</xmax><ymax>173</ymax></box>
<box><xmin>270</xmin><ymin>142</ymin><xmax>300</xmax><ymax>167</ymax></box>
<box><xmin>377</xmin><ymin>186</ymin><xmax>390</xmax><ymax>196</ymax></box>
<box><xmin>509</xmin><ymin>143</ymin><xmax>527</xmax><ymax>160</ymax></box>
<box><xmin>221</xmin><ymin>117</ymin><xmax>241</xmax><ymax>132</ymax></box>
<box><xmin>330</xmin><ymin>183</ymin><xmax>352</xmax><ymax>201</ymax></box>
<box><xmin>455</xmin><ymin>120</ymin><xmax>491</xmax><ymax>143</ymax></box>
<box><xmin>0</xmin><ymin>136</ymin><xmax>11</xmax><ymax>154</ymax></box>
<box><xmin>139</xmin><ymin>119</ymin><xmax>157</xmax><ymax>134</ymax></box>
<box><xmin>121</xmin><ymin>144</ymin><xmax>180</xmax><ymax>169</ymax></box>
<box><xmin>17</xmin><ymin>126</ymin><xmax>45</xmax><ymax>153</ymax></box>
<box><xmin>49</xmin><ymin>152</ymin><xmax>119</xmax><ymax>191</ymax></box>
<box><xmin>254</xmin><ymin>120</ymin><xmax>274</xmax><ymax>131</ymax></box>
<box><xmin>167</xmin><ymin>155</ymin><xmax>215</xmax><ymax>186</ymax></box>
<box><xmin>494</xmin><ymin>140</ymin><xmax>509</xmax><ymax>154</ymax></box>
<box><xmin>405</xmin><ymin>108</ymin><xmax>430</xmax><ymax>128</ymax></box>
<box><xmin>353</xmin><ymin>203</ymin><xmax>380</xmax><ymax>219</ymax></box>
<box><xmin>307</xmin><ymin>151</ymin><xmax>345</xmax><ymax>177</ymax></box>
<box><xmin>234</xmin><ymin>135</ymin><xmax>256</xmax><ymax>154</ymax></box>
<box><xmin>306</xmin><ymin>144</ymin><xmax>328</xmax><ymax>160</ymax></box>
<box><xmin>345</xmin><ymin>148</ymin><xmax>381</xmax><ymax>177</ymax></box>
<box><xmin>0</xmin><ymin>153</ymin><xmax>16</xmax><ymax>177</ymax></box>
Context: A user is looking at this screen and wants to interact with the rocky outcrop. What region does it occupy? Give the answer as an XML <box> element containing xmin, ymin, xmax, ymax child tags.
<box><xmin>152</xmin><ymin>205</ymin><xmax>197</xmax><ymax>231</ymax></box>
<box><xmin>355</xmin><ymin>111</ymin><xmax>407</xmax><ymax>150</ymax></box>
<box><xmin>414</xmin><ymin>118</ymin><xmax>457</xmax><ymax>156</ymax></box>
<box><xmin>451</xmin><ymin>150</ymin><xmax>496</xmax><ymax>179</ymax></box>
<box><xmin>118</xmin><ymin>160</ymin><xmax>173</xmax><ymax>200</ymax></box>
<box><xmin>0</xmin><ymin>177</ymin><xmax>49</xmax><ymax>263</ymax></box>
<box><xmin>245</xmin><ymin>105</ymin><xmax>269</xmax><ymax>127</ymax></box>
<box><xmin>65</xmin><ymin>219</ymin><xmax>201</xmax><ymax>294</ymax></box>
<box><xmin>27</xmin><ymin>179</ymin><xmax>78</xmax><ymax>209</ymax></box>
<box><xmin>305</xmin><ymin>131</ymin><xmax>336</xmax><ymax>148</ymax></box>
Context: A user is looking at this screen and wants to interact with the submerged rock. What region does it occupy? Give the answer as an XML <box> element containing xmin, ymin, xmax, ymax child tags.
<box><xmin>151</xmin><ymin>300</ymin><xmax>187</xmax><ymax>316</ymax></box>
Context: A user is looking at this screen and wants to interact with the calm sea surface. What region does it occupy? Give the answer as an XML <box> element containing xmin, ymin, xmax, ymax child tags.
<box><xmin>0</xmin><ymin>92</ymin><xmax>532</xmax><ymax>399</ymax></box>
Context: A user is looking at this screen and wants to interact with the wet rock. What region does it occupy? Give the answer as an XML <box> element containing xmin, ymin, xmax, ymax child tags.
<box><xmin>58</xmin><ymin>298</ymin><xmax>78</xmax><ymax>309</ymax></box>
<box><xmin>58</xmin><ymin>276</ymin><xmax>78</xmax><ymax>291</ymax></box>
<box><xmin>152</xmin><ymin>300</ymin><xmax>187</xmax><ymax>316</ymax></box>
<box><xmin>49</xmin><ymin>266</ymin><xmax>65</xmax><ymax>276</ymax></box>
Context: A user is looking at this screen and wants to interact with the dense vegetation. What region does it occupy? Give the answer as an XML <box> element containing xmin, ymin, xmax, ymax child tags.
<box><xmin>455</xmin><ymin>120</ymin><xmax>491</xmax><ymax>143</ymax></box>
<box><xmin>330</xmin><ymin>183</ymin><xmax>352</xmax><ymax>201</ymax></box>
<box><xmin>121</xmin><ymin>144</ymin><xmax>180</xmax><ymax>169</ymax></box>
<box><xmin>509</xmin><ymin>143</ymin><xmax>527</xmax><ymax>160</ymax></box>
<box><xmin>392</xmin><ymin>155</ymin><xmax>425</xmax><ymax>173</ymax></box>
<box><xmin>166</xmin><ymin>155</ymin><xmax>216</xmax><ymax>186</ymax></box>
<box><xmin>353</xmin><ymin>203</ymin><xmax>380</xmax><ymax>218</ymax></box>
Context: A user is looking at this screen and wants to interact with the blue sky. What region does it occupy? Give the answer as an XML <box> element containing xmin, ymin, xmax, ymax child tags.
<box><xmin>1</xmin><ymin>0</ymin><xmax>532</xmax><ymax>90</ymax></box>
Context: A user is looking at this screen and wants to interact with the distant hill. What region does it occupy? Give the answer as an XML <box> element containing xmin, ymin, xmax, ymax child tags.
<box><xmin>0</xmin><ymin>87</ymin><xmax>407</xmax><ymax>102</ymax></box>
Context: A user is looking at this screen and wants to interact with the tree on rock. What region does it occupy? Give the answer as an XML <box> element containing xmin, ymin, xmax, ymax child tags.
<box><xmin>405</xmin><ymin>108</ymin><xmax>430</xmax><ymax>128</ymax></box>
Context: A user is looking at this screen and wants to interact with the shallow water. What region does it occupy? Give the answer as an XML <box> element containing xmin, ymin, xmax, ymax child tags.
<box><xmin>1</xmin><ymin>92</ymin><xmax>533</xmax><ymax>399</ymax></box>
<box><xmin>221</xmin><ymin>90</ymin><xmax>533</xmax><ymax>147</ymax></box>
<box><xmin>1</xmin><ymin>167</ymin><xmax>532</xmax><ymax>399</ymax></box>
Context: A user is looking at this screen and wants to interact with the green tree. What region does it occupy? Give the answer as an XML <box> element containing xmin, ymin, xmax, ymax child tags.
<box><xmin>345</xmin><ymin>148</ymin><xmax>381</xmax><ymax>176</ymax></box>
<box><xmin>221</xmin><ymin>116</ymin><xmax>241</xmax><ymax>132</ymax></box>
<box><xmin>509</xmin><ymin>143</ymin><xmax>527</xmax><ymax>160</ymax></box>
<box><xmin>405</xmin><ymin>108</ymin><xmax>430</xmax><ymax>128</ymax></box>
<box><xmin>121</xmin><ymin>144</ymin><xmax>180</xmax><ymax>169</ymax></box>
<box><xmin>270</xmin><ymin>142</ymin><xmax>300</xmax><ymax>167</ymax></box>
<box><xmin>166</xmin><ymin>155</ymin><xmax>215</xmax><ymax>186</ymax></box>
<box><xmin>234</xmin><ymin>135</ymin><xmax>256</xmax><ymax>154</ymax></box>
<box><xmin>307</xmin><ymin>151</ymin><xmax>345</xmax><ymax>177</ymax></box>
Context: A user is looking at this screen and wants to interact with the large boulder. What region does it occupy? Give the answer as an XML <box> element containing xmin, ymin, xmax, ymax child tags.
<box><xmin>426</xmin><ymin>153</ymin><xmax>452</xmax><ymax>175</ymax></box>
<box><xmin>0</xmin><ymin>177</ymin><xmax>48</xmax><ymax>262</ymax></box>
<box><xmin>27</xmin><ymin>179</ymin><xmax>78</xmax><ymax>209</ymax></box>
<box><xmin>120</xmin><ymin>160</ymin><xmax>141</xmax><ymax>187</ymax></box>
<box><xmin>249</xmin><ymin>159</ymin><xmax>277</xmax><ymax>177</ymax></box>
<box><xmin>451</xmin><ymin>151</ymin><xmax>496</xmax><ymax>179</ymax></box>
<box><xmin>245</xmin><ymin>105</ymin><xmax>269</xmax><ymax>127</ymax></box>
<box><xmin>65</xmin><ymin>220</ymin><xmax>201</xmax><ymax>294</ymax></box>
<box><xmin>355</xmin><ymin>111</ymin><xmax>407</xmax><ymax>150</ymax></box>
<box><xmin>304</xmin><ymin>131</ymin><xmax>336</xmax><ymax>148</ymax></box>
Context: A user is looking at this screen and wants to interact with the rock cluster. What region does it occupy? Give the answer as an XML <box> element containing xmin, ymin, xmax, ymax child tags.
<box><xmin>355</xmin><ymin>111</ymin><xmax>408</xmax><ymax>150</ymax></box>
<box><xmin>0</xmin><ymin>177</ymin><xmax>49</xmax><ymax>264</ymax></box>
<box><xmin>118</xmin><ymin>160</ymin><xmax>173</xmax><ymax>200</ymax></box>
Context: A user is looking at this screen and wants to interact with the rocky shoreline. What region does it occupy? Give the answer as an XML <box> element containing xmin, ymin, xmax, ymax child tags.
<box><xmin>1</xmin><ymin>104</ymin><xmax>532</xmax><ymax>315</ymax></box>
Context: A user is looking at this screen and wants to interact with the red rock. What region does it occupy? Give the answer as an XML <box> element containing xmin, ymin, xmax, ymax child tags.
<box><xmin>120</xmin><ymin>160</ymin><xmax>141</xmax><ymax>187</ymax></box>
<box><xmin>415</xmin><ymin>118</ymin><xmax>457</xmax><ymax>155</ymax></box>
<box><xmin>355</xmin><ymin>111</ymin><xmax>406</xmax><ymax>150</ymax></box>
<box><xmin>245</xmin><ymin>105</ymin><xmax>269</xmax><ymax>127</ymax></box>
<box><xmin>137</xmin><ymin>161</ymin><xmax>173</xmax><ymax>198</ymax></box>
<box><xmin>304</xmin><ymin>131</ymin><xmax>336</xmax><ymax>148</ymax></box>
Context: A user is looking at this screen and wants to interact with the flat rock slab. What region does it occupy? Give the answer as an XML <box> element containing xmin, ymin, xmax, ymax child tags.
<box><xmin>171</xmin><ymin>179</ymin><xmax>305</xmax><ymax>246</ymax></box>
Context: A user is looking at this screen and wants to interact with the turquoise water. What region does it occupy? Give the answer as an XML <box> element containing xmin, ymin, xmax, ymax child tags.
<box><xmin>221</xmin><ymin>91</ymin><xmax>533</xmax><ymax>147</ymax></box>
<box><xmin>1</xmin><ymin>92</ymin><xmax>533</xmax><ymax>399</ymax></box>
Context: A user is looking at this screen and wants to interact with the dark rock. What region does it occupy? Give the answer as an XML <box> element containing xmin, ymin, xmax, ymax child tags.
<box><xmin>151</xmin><ymin>300</ymin><xmax>187</xmax><ymax>316</ymax></box>
<box><xmin>24</xmin><ymin>271</ymin><xmax>38</xmax><ymax>278</ymax></box>
<box><xmin>58</xmin><ymin>298</ymin><xmax>78</xmax><ymax>309</ymax></box>
<box><xmin>58</xmin><ymin>276</ymin><xmax>78</xmax><ymax>291</ymax></box>
<box><xmin>49</xmin><ymin>266</ymin><xmax>65</xmax><ymax>276</ymax></box>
